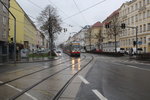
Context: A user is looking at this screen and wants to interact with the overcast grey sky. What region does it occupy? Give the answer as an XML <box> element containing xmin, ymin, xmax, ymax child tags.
<box><xmin>16</xmin><ymin>0</ymin><xmax>129</xmax><ymax>45</ymax></box>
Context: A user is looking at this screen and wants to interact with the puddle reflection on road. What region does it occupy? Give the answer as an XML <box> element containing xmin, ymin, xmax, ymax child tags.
<box><xmin>71</xmin><ymin>57</ymin><xmax>81</xmax><ymax>74</ymax></box>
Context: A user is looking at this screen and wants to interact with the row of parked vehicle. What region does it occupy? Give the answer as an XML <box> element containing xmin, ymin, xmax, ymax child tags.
<box><xmin>117</xmin><ymin>48</ymin><xmax>143</xmax><ymax>55</ymax></box>
<box><xmin>33</xmin><ymin>49</ymin><xmax>62</xmax><ymax>56</ymax></box>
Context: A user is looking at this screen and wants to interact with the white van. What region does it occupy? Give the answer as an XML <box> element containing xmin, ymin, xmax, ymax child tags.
<box><xmin>117</xmin><ymin>48</ymin><xmax>125</xmax><ymax>53</ymax></box>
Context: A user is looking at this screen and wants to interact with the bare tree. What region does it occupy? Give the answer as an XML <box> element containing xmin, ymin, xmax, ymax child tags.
<box><xmin>94</xmin><ymin>29</ymin><xmax>103</xmax><ymax>50</ymax></box>
<box><xmin>106</xmin><ymin>13</ymin><xmax>121</xmax><ymax>53</ymax></box>
<box><xmin>37</xmin><ymin>5</ymin><xmax>62</xmax><ymax>55</ymax></box>
<box><xmin>86</xmin><ymin>28</ymin><xmax>92</xmax><ymax>51</ymax></box>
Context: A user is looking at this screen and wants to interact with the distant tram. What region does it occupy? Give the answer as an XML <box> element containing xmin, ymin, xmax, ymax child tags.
<box><xmin>63</xmin><ymin>42</ymin><xmax>81</xmax><ymax>57</ymax></box>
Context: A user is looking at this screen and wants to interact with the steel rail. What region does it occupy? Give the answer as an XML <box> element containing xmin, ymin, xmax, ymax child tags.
<box><xmin>52</xmin><ymin>55</ymin><xmax>94</xmax><ymax>100</ymax></box>
<box><xmin>0</xmin><ymin>56</ymin><xmax>85</xmax><ymax>86</ymax></box>
<box><xmin>9</xmin><ymin>55</ymin><xmax>87</xmax><ymax>100</ymax></box>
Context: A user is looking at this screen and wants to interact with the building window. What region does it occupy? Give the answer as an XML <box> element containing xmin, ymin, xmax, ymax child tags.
<box><xmin>135</xmin><ymin>14</ymin><xmax>138</xmax><ymax>22</ymax></box>
<box><xmin>143</xmin><ymin>24</ymin><xmax>146</xmax><ymax>32</ymax></box>
<box><xmin>147</xmin><ymin>10</ymin><xmax>150</xmax><ymax>17</ymax></box>
<box><xmin>3</xmin><ymin>16</ymin><xmax>7</xmax><ymax>25</ymax></box>
<box><xmin>131</xmin><ymin>6</ymin><xmax>134</xmax><ymax>11</ymax></box>
<box><xmin>3</xmin><ymin>5</ymin><xmax>7</xmax><ymax>13</ymax></box>
<box><xmin>131</xmin><ymin>16</ymin><xmax>134</xmax><ymax>23</ymax></box>
<box><xmin>139</xmin><ymin>1</ymin><xmax>142</xmax><ymax>8</ymax></box>
<box><xmin>144</xmin><ymin>37</ymin><xmax>146</xmax><ymax>44</ymax></box>
<box><xmin>147</xmin><ymin>23</ymin><xmax>150</xmax><ymax>31</ymax></box>
<box><xmin>137</xmin><ymin>26</ymin><xmax>139</xmax><ymax>33</ymax></box>
<box><xmin>140</xmin><ymin>37</ymin><xmax>143</xmax><ymax>44</ymax></box>
<box><xmin>144</xmin><ymin>47</ymin><xmax>146</xmax><ymax>53</ymax></box>
<box><xmin>129</xmin><ymin>39</ymin><xmax>131</xmax><ymax>45</ymax></box>
<box><xmin>132</xmin><ymin>29</ymin><xmax>134</xmax><ymax>35</ymax></box>
<box><xmin>135</xmin><ymin>3</ymin><xmax>138</xmax><ymax>10</ymax></box>
<box><xmin>128</xmin><ymin>18</ymin><xmax>130</xmax><ymax>25</ymax></box>
<box><xmin>139</xmin><ymin>13</ymin><xmax>142</xmax><ymax>21</ymax></box>
<box><xmin>140</xmin><ymin>25</ymin><xmax>142</xmax><ymax>33</ymax></box>
<box><xmin>143</xmin><ymin>0</ymin><xmax>146</xmax><ymax>6</ymax></box>
<box><xmin>143</xmin><ymin>11</ymin><xmax>146</xmax><ymax>19</ymax></box>
<box><xmin>128</xmin><ymin>29</ymin><xmax>130</xmax><ymax>35</ymax></box>
<box><xmin>132</xmin><ymin>39</ymin><xmax>134</xmax><ymax>44</ymax></box>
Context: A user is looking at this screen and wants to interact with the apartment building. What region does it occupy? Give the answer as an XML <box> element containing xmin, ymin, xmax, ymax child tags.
<box><xmin>84</xmin><ymin>22</ymin><xmax>103</xmax><ymax>51</ymax></box>
<box><xmin>102</xmin><ymin>9</ymin><xmax>120</xmax><ymax>52</ymax></box>
<box><xmin>9</xmin><ymin>0</ymin><xmax>37</xmax><ymax>52</ymax></box>
<box><xmin>0</xmin><ymin>0</ymin><xmax>9</xmax><ymax>63</ymax></box>
<box><xmin>73</xmin><ymin>25</ymin><xmax>90</xmax><ymax>47</ymax></box>
<box><xmin>36</xmin><ymin>31</ymin><xmax>44</xmax><ymax>50</ymax></box>
<box><xmin>119</xmin><ymin>0</ymin><xmax>150</xmax><ymax>53</ymax></box>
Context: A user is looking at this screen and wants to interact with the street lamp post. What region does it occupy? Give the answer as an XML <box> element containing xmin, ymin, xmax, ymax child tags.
<box><xmin>0</xmin><ymin>0</ymin><xmax>16</xmax><ymax>63</ymax></box>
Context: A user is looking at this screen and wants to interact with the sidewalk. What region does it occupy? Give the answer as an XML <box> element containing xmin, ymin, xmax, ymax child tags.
<box><xmin>116</xmin><ymin>54</ymin><xmax>150</xmax><ymax>64</ymax></box>
<box><xmin>0</xmin><ymin>57</ymin><xmax>60</xmax><ymax>66</ymax></box>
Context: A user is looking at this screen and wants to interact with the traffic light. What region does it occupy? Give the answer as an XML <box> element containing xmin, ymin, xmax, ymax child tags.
<box><xmin>133</xmin><ymin>41</ymin><xmax>136</xmax><ymax>46</ymax></box>
<box><xmin>105</xmin><ymin>23</ymin><xmax>110</xmax><ymax>28</ymax></box>
<box><xmin>121</xmin><ymin>23</ymin><xmax>126</xmax><ymax>29</ymax></box>
<box><xmin>64</xmin><ymin>28</ymin><xmax>67</xmax><ymax>32</ymax></box>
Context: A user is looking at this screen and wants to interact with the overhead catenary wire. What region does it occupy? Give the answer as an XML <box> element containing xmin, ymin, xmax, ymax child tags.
<box><xmin>9</xmin><ymin>19</ymin><xmax>38</xmax><ymax>34</ymax></box>
<box><xmin>10</xmin><ymin>6</ymin><xmax>37</xmax><ymax>21</ymax></box>
<box><xmin>27</xmin><ymin>0</ymin><xmax>43</xmax><ymax>10</ymax></box>
<box><xmin>0</xmin><ymin>13</ymin><xmax>33</xmax><ymax>26</ymax></box>
<box><xmin>72</xmin><ymin>0</ymin><xmax>89</xmax><ymax>25</ymax></box>
<box><xmin>0</xmin><ymin>13</ymin><xmax>38</xmax><ymax>35</ymax></box>
<box><xmin>64</xmin><ymin>0</ymin><xmax>107</xmax><ymax>20</ymax></box>
<box><xmin>26</xmin><ymin>0</ymin><xmax>80</xmax><ymax>28</ymax></box>
<box><xmin>47</xmin><ymin>0</ymin><xmax>82</xmax><ymax>28</ymax></box>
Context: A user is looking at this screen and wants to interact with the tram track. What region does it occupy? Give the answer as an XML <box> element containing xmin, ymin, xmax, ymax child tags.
<box><xmin>8</xmin><ymin>55</ymin><xmax>88</xmax><ymax>100</ymax></box>
<box><xmin>0</xmin><ymin>55</ymin><xmax>85</xmax><ymax>86</ymax></box>
<box><xmin>52</xmin><ymin>55</ymin><xmax>94</xmax><ymax>100</ymax></box>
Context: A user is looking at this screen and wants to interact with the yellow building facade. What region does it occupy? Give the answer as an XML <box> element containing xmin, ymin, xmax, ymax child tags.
<box><xmin>87</xmin><ymin>22</ymin><xmax>103</xmax><ymax>50</ymax></box>
<box><xmin>119</xmin><ymin>0</ymin><xmax>150</xmax><ymax>53</ymax></box>
<box><xmin>9</xmin><ymin>0</ymin><xmax>37</xmax><ymax>50</ymax></box>
<box><xmin>102</xmin><ymin>10</ymin><xmax>120</xmax><ymax>52</ymax></box>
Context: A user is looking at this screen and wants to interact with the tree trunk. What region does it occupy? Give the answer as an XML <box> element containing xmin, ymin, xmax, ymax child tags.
<box><xmin>115</xmin><ymin>34</ymin><xmax>117</xmax><ymax>53</ymax></box>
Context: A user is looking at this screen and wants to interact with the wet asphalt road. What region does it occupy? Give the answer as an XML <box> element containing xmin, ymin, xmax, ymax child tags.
<box><xmin>0</xmin><ymin>53</ymin><xmax>91</xmax><ymax>100</ymax></box>
<box><xmin>76</xmin><ymin>55</ymin><xmax>150</xmax><ymax>100</ymax></box>
<box><xmin>0</xmin><ymin>53</ymin><xmax>150</xmax><ymax>100</ymax></box>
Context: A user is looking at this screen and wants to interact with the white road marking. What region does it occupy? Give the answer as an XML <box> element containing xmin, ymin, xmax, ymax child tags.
<box><xmin>24</xmin><ymin>93</ymin><xmax>38</xmax><ymax>100</ymax></box>
<box><xmin>127</xmin><ymin>65</ymin><xmax>150</xmax><ymax>72</ymax></box>
<box><xmin>92</xmin><ymin>89</ymin><xmax>107</xmax><ymax>100</ymax></box>
<box><xmin>43</xmin><ymin>66</ymin><xmax>49</xmax><ymax>68</ymax></box>
<box><xmin>78</xmin><ymin>75</ymin><xmax>89</xmax><ymax>84</ymax></box>
<box><xmin>0</xmin><ymin>81</ymin><xmax>38</xmax><ymax>100</ymax></box>
<box><xmin>114</xmin><ymin>63</ymin><xmax>150</xmax><ymax>72</ymax></box>
<box><xmin>0</xmin><ymin>81</ymin><xmax>3</xmax><ymax>83</ymax></box>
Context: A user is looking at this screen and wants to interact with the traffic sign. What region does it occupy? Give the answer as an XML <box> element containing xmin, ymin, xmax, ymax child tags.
<box><xmin>138</xmin><ymin>41</ymin><xmax>142</xmax><ymax>45</ymax></box>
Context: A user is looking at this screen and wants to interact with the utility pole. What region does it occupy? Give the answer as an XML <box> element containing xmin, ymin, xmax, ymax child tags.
<box><xmin>0</xmin><ymin>0</ymin><xmax>16</xmax><ymax>63</ymax></box>
<box><xmin>135</xmin><ymin>27</ymin><xmax>138</xmax><ymax>55</ymax></box>
<box><xmin>121</xmin><ymin>24</ymin><xmax>138</xmax><ymax>55</ymax></box>
<box><xmin>126</xmin><ymin>26</ymin><xmax>138</xmax><ymax>54</ymax></box>
<box><xmin>105</xmin><ymin>23</ymin><xmax>138</xmax><ymax>54</ymax></box>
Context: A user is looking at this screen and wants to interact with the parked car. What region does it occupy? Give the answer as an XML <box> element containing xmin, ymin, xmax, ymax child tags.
<box><xmin>56</xmin><ymin>50</ymin><xmax>62</xmax><ymax>56</ymax></box>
